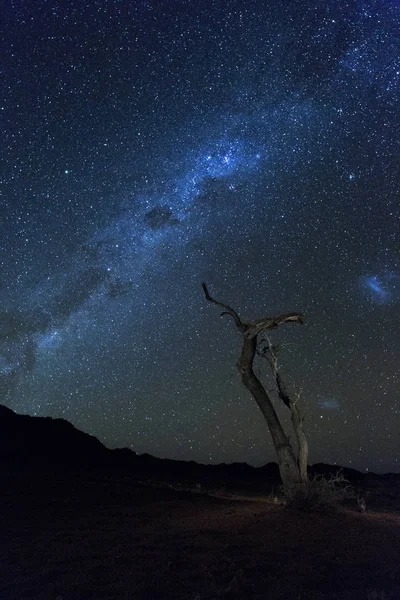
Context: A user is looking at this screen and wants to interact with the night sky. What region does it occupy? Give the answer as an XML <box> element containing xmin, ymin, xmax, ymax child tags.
<box><xmin>1</xmin><ymin>0</ymin><xmax>399</xmax><ymax>473</ymax></box>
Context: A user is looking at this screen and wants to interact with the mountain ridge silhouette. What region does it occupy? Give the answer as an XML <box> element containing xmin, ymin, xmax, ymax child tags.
<box><xmin>1</xmin><ymin>404</ymin><xmax>397</xmax><ymax>484</ymax></box>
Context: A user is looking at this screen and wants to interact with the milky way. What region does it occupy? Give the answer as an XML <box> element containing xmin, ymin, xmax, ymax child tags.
<box><xmin>1</xmin><ymin>0</ymin><xmax>399</xmax><ymax>471</ymax></box>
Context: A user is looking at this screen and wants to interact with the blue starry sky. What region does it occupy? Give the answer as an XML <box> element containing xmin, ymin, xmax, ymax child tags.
<box><xmin>1</xmin><ymin>0</ymin><xmax>399</xmax><ymax>472</ymax></box>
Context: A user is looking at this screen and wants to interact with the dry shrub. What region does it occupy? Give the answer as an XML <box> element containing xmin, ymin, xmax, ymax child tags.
<box><xmin>283</xmin><ymin>470</ymin><xmax>351</xmax><ymax>512</ymax></box>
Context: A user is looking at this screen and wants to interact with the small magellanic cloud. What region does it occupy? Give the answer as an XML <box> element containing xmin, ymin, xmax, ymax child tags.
<box><xmin>318</xmin><ymin>397</ymin><xmax>340</xmax><ymax>410</ymax></box>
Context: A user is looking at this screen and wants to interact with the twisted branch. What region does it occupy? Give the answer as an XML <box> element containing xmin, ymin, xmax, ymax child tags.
<box><xmin>201</xmin><ymin>283</ymin><xmax>243</xmax><ymax>329</ymax></box>
<box><xmin>202</xmin><ymin>283</ymin><xmax>304</xmax><ymax>339</ymax></box>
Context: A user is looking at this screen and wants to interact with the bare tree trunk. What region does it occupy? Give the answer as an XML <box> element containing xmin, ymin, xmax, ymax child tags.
<box><xmin>289</xmin><ymin>395</ymin><xmax>308</xmax><ymax>483</ymax></box>
<box><xmin>238</xmin><ymin>337</ymin><xmax>303</xmax><ymax>490</ymax></box>
<box><xmin>266</xmin><ymin>344</ymin><xmax>309</xmax><ymax>483</ymax></box>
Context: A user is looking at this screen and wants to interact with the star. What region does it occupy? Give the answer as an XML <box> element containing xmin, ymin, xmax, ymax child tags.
<box><xmin>0</xmin><ymin>0</ymin><xmax>398</xmax><ymax>473</ymax></box>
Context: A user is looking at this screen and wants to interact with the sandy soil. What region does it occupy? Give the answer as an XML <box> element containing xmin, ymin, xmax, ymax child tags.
<box><xmin>1</xmin><ymin>472</ymin><xmax>399</xmax><ymax>599</ymax></box>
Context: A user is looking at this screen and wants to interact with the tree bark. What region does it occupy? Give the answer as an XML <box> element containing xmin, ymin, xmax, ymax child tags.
<box><xmin>288</xmin><ymin>395</ymin><xmax>308</xmax><ymax>483</ymax></box>
<box><xmin>268</xmin><ymin>349</ymin><xmax>309</xmax><ymax>483</ymax></box>
<box><xmin>238</xmin><ymin>336</ymin><xmax>303</xmax><ymax>490</ymax></box>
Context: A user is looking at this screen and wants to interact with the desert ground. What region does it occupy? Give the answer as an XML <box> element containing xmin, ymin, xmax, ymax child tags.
<box><xmin>1</xmin><ymin>470</ymin><xmax>399</xmax><ymax>600</ymax></box>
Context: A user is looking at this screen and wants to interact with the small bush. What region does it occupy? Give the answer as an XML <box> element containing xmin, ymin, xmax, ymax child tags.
<box><xmin>283</xmin><ymin>470</ymin><xmax>351</xmax><ymax>512</ymax></box>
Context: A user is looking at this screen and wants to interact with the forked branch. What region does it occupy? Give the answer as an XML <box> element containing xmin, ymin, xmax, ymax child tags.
<box><xmin>201</xmin><ymin>282</ymin><xmax>243</xmax><ymax>329</ymax></box>
<box><xmin>202</xmin><ymin>282</ymin><xmax>304</xmax><ymax>338</ymax></box>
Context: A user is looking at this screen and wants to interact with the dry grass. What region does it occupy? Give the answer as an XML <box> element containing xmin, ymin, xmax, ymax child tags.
<box><xmin>1</xmin><ymin>470</ymin><xmax>399</xmax><ymax>599</ymax></box>
<box><xmin>283</xmin><ymin>471</ymin><xmax>352</xmax><ymax>512</ymax></box>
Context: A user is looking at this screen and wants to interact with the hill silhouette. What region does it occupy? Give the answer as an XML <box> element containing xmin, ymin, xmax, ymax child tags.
<box><xmin>0</xmin><ymin>404</ymin><xmax>397</xmax><ymax>486</ymax></box>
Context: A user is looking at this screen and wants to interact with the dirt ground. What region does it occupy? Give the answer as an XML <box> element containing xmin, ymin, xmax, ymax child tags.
<box><xmin>1</xmin><ymin>471</ymin><xmax>399</xmax><ymax>600</ymax></box>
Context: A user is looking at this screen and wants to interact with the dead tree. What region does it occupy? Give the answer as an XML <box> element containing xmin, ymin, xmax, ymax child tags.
<box><xmin>202</xmin><ymin>282</ymin><xmax>307</xmax><ymax>492</ymax></box>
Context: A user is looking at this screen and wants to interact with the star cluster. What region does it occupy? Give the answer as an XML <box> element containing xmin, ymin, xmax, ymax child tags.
<box><xmin>1</xmin><ymin>0</ymin><xmax>399</xmax><ymax>472</ymax></box>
